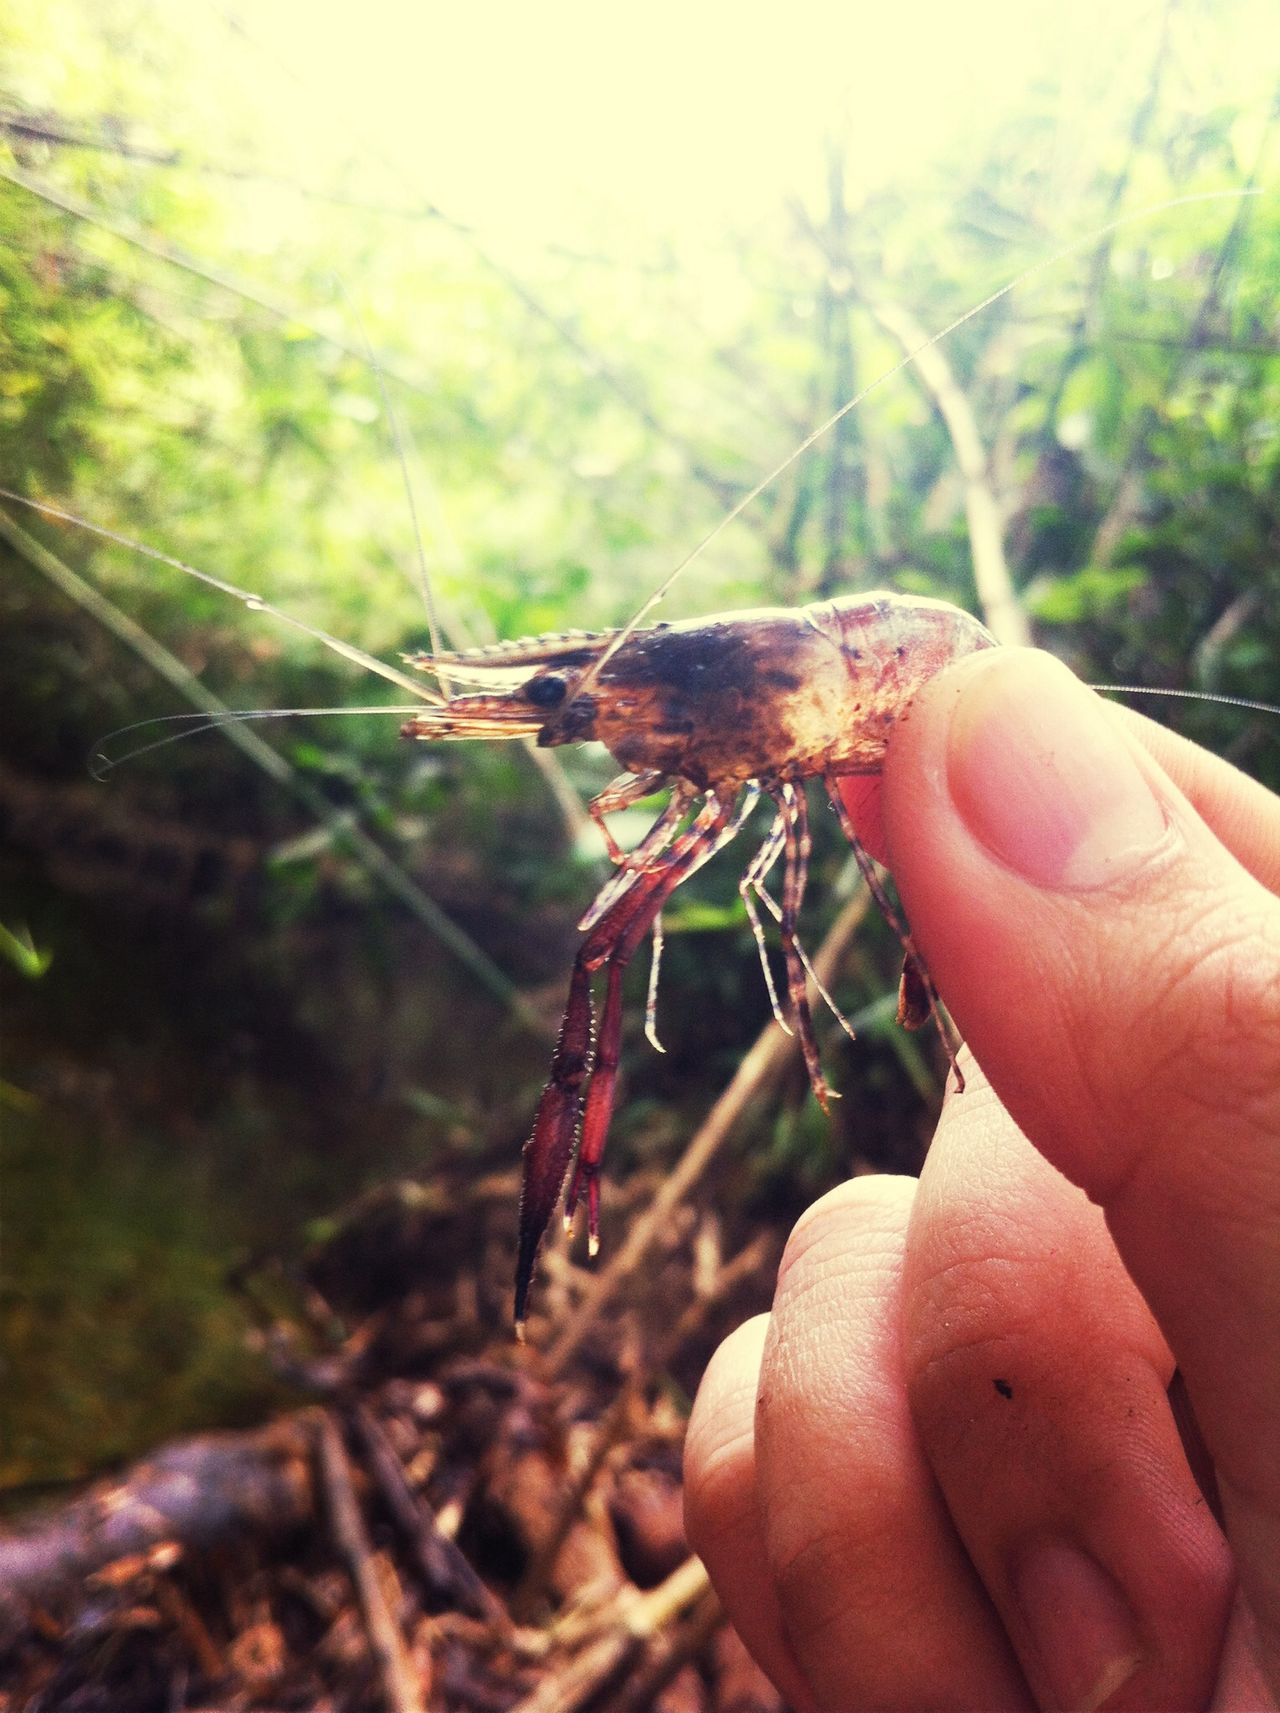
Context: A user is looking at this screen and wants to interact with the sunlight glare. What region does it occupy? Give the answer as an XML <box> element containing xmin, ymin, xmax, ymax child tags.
<box><xmin>238</xmin><ymin>0</ymin><xmax>1169</xmax><ymax>242</ymax></box>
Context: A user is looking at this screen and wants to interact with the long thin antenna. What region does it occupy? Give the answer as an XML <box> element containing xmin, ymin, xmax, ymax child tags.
<box><xmin>331</xmin><ymin>276</ymin><xmax>453</xmax><ymax>699</ymax></box>
<box><xmin>89</xmin><ymin>704</ymin><xmax>426</xmax><ymax>776</ymax></box>
<box><xmin>1091</xmin><ymin>683</ymin><xmax>1280</xmax><ymax>719</ymax></box>
<box><xmin>0</xmin><ymin>490</ymin><xmax>443</xmax><ymax>705</ymax></box>
<box><xmin>1</xmin><ymin>502</ymin><xmax>534</xmax><ymax>1021</ymax></box>
<box><xmin>571</xmin><ymin>188</ymin><xmax>1262</xmax><ymax>700</ymax></box>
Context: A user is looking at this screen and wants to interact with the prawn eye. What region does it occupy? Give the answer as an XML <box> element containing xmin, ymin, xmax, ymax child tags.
<box><xmin>525</xmin><ymin>673</ymin><xmax>568</xmax><ymax>709</ymax></box>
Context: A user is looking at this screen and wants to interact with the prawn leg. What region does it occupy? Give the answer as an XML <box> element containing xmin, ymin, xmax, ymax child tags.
<box><xmin>768</xmin><ymin>783</ymin><xmax>834</xmax><ymax>1111</ymax></box>
<box><xmin>741</xmin><ymin>807</ymin><xmax>859</xmax><ymax>1047</ymax></box>
<box><xmin>824</xmin><ymin>774</ymin><xmax>965</xmax><ymax>1093</ymax></box>
<box><xmin>639</xmin><ymin>780</ymin><xmax>766</xmax><ymax>1052</ymax></box>
<box><xmin>567</xmin><ymin>792</ymin><xmax>760</xmax><ymax>1233</ymax></box>
<box><xmin>644</xmin><ymin>910</ymin><xmax>665</xmax><ymax>1053</ymax></box>
<box><xmin>579</xmin><ymin>779</ymin><xmax>695</xmax><ymax>933</ymax></box>
<box><xmin>588</xmin><ymin>769</ymin><xmax>668</xmax><ymax>865</ymax></box>
<box><xmin>739</xmin><ymin>809</ymin><xmax>790</xmax><ymax>1033</ymax></box>
<box><xmin>515</xmin><ymin>790</ymin><xmax>746</xmax><ymax>1328</ymax></box>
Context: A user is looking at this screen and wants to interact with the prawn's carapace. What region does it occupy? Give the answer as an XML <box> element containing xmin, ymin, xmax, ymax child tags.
<box><xmin>404</xmin><ymin>591</ymin><xmax>997</xmax><ymax>1330</ymax></box>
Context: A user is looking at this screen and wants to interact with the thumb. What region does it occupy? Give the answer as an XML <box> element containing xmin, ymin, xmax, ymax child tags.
<box><xmin>881</xmin><ymin>647</ymin><xmax>1280</xmax><ymax>1695</ymax></box>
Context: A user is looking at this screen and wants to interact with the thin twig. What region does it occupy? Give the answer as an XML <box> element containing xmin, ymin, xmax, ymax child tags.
<box><xmin>665</xmin><ymin>1227</ymin><xmax>775</xmax><ymax>1350</ymax></box>
<box><xmin>1038</xmin><ymin>0</ymin><xmax>1177</xmax><ymax>428</ymax></box>
<box><xmin>150</xmin><ymin>1578</ymin><xmax>226</xmax><ymax>1683</ymax></box>
<box><xmin>607</xmin><ymin>1585</ymin><xmax>724</xmax><ymax>1713</ymax></box>
<box><xmin>349</xmin><ymin>1404</ymin><xmax>508</xmax><ymax>1631</ymax></box>
<box><xmin>317</xmin><ymin>1414</ymin><xmax>426</xmax><ymax>1713</ymax></box>
<box><xmin>545</xmin><ymin>886</ymin><xmax>871</xmax><ymax>1375</ymax></box>
<box><xmin>524</xmin><ymin>742</ymin><xmax>595</xmax><ymax>851</ymax></box>
<box><xmin>506</xmin><ymin>1557</ymin><xmax>711</xmax><ymax>1713</ymax></box>
<box><xmin>1193</xmin><ymin>588</ymin><xmax>1264</xmax><ymax>685</ymax></box>
<box><xmin>818</xmin><ymin>151</ymin><xmax>867</xmax><ymax>591</ymax></box>
<box><xmin>510</xmin><ymin>1388</ymin><xmax>636</xmax><ymax>1624</ymax></box>
<box><xmin>865</xmin><ymin>296</ymin><xmax>1030</xmax><ymax>649</ymax></box>
<box><xmin>514</xmin><ymin>1226</ymin><xmax>771</xmax><ymax>1619</ymax></box>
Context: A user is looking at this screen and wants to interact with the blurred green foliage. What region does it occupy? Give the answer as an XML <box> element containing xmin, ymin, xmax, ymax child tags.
<box><xmin>0</xmin><ymin>0</ymin><xmax>1277</xmax><ymax>1477</ymax></box>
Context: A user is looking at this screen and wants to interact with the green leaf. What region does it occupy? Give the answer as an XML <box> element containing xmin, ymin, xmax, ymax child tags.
<box><xmin>0</xmin><ymin>920</ymin><xmax>53</xmax><ymax>979</ymax></box>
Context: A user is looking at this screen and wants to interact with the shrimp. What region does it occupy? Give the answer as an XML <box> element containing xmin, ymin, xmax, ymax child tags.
<box><xmin>1</xmin><ymin>464</ymin><xmax>999</xmax><ymax>1327</ymax></box>
<box><xmin>401</xmin><ymin>594</ymin><xmax>996</xmax><ymax>1322</ymax></box>
<box><xmin>1</xmin><ymin>47</ymin><xmax>1268</xmax><ymax>1336</ymax></box>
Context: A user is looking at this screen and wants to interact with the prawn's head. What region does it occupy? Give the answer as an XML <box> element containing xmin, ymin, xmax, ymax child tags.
<box><xmin>399</xmin><ymin>632</ymin><xmax>610</xmax><ymax>747</ymax></box>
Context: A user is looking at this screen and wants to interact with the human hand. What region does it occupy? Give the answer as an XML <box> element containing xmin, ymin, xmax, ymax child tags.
<box><xmin>684</xmin><ymin>648</ymin><xmax>1280</xmax><ymax>1711</ymax></box>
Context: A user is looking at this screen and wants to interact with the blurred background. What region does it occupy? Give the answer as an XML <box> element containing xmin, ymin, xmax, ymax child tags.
<box><xmin>2</xmin><ymin>0</ymin><xmax>1278</xmax><ymax>1492</ymax></box>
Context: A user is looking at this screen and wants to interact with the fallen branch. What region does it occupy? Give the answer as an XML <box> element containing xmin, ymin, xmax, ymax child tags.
<box><xmin>0</xmin><ymin>1420</ymin><xmax>314</xmax><ymax>1604</ymax></box>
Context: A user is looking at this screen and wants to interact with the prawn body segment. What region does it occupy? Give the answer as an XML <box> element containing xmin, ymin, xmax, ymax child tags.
<box><xmin>402</xmin><ymin>591</ymin><xmax>995</xmax><ymax>787</ymax></box>
<box><xmin>402</xmin><ymin>591</ymin><xmax>997</xmax><ymax>1326</ymax></box>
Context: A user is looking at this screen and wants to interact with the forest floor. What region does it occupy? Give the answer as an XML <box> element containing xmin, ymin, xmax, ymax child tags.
<box><xmin>0</xmin><ymin>1120</ymin><xmax>800</xmax><ymax>1712</ymax></box>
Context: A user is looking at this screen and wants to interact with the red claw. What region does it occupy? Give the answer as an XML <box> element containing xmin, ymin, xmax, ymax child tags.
<box><xmin>514</xmin><ymin>794</ymin><xmax>738</xmax><ymax>1330</ymax></box>
<box><xmin>564</xmin><ymin>961</ymin><xmax>623</xmax><ymax>1226</ymax></box>
<box><xmin>514</xmin><ymin>963</ymin><xmax>592</xmax><ymax>1331</ymax></box>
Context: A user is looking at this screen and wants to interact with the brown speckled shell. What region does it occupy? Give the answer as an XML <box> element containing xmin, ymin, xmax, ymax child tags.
<box><xmin>403</xmin><ymin>592</ymin><xmax>996</xmax><ymax>786</ymax></box>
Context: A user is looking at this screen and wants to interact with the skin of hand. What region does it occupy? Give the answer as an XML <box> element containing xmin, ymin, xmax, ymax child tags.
<box><xmin>684</xmin><ymin>648</ymin><xmax>1280</xmax><ymax>1713</ymax></box>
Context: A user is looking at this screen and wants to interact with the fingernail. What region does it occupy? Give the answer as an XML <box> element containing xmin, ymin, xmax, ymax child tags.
<box><xmin>1010</xmin><ymin>1537</ymin><xmax>1144</xmax><ymax>1713</ymax></box>
<box><xmin>948</xmin><ymin>652</ymin><xmax>1169</xmax><ymax>891</ymax></box>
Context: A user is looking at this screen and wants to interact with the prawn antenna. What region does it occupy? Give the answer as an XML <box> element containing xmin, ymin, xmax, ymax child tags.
<box><xmin>572</xmin><ymin>187</ymin><xmax>1263</xmax><ymax>702</ymax></box>
<box><xmin>1093</xmin><ymin>684</ymin><xmax>1280</xmax><ymax>720</ymax></box>
<box><xmin>330</xmin><ymin>274</ymin><xmax>454</xmax><ymax>699</ymax></box>
<box><xmin>0</xmin><ymin>488</ymin><xmax>444</xmax><ymax>706</ymax></box>
<box><xmin>88</xmin><ymin>705</ymin><xmax>426</xmax><ymax>778</ymax></box>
